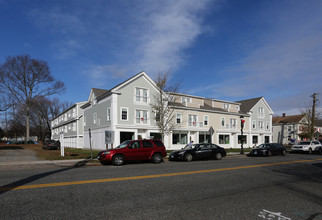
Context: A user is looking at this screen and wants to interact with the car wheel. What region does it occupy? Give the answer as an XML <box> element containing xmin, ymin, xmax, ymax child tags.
<box><xmin>308</xmin><ymin>148</ymin><xmax>312</xmax><ymax>154</ymax></box>
<box><xmin>319</xmin><ymin>148</ymin><xmax>322</xmax><ymax>154</ymax></box>
<box><xmin>215</xmin><ymin>153</ymin><xmax>222</xmax><ymax>160</ymax></box>
<box><xmin>282</xmin><ymin>149</ymin><xmax>286</xmax><ymax>156</ymax></box>
<box><xmin>112</xmin><ymin>155</ymin><xmax>125</xmax><ymax>166</ymax></box>
<box><xmin>268</xmin><ymin>151</ymin><xmax>272</xmax><ymax>156</ymax></box>
<box><xmin>152</xmin><ymin>153</ymin><xmax>162</xmax><ymax>163</ymax></box>
<box><xmin>184</xmin><ymin>153</ymin><xmax>193</xmax><ymax>162</ymax></box>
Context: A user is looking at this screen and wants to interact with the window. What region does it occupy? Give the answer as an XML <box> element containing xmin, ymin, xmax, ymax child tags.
<box><xmin>266</xmin><ymin>122</ymin><xmax>270</xmax><ymax>130</ymax></box>
<box><xmin>136</xmin><ymin>110</ymin><xmax>148</xmax><ymax>124</ymax></box>
<box><xmin>64</xmin><ymin>125</ymin><xmax>67</xmax><ymax>133</ymax></box>
<box><xmin>107</xmin><ymin>108</ymin><xmax>111</xmax><ymax>121</ymax></box>
<box><xmin>258</xmin><ymin>121</ymin><xmax>264</xmax><ymax>130</ymax></box>
<box><xmin>199</xmin><ymin>133</ymin><xmax>211</xmax><ymax>143</ymax></box>
<box><xmin>288</xmin><ymin>125</ymin><xmax>292</xmax><ymax>131</ymax></box>
<box><xmin>230</xmin><ymin>118</ymin><xmax>237</xmax><ymax>129</ymax></box>
<box><xmin>219</xmin><ymin>135</ymin><xmax>230</xmax><ymax>144</ymax></box>
<box><xmin>252</xmin><ymin>136</ymin><xmax>258</xmax><ymax>144</ymax></box>
<box><xmin>129</xmin><ymin>141</ymin><xmax>141</xmax><ymax>149</ymax></box>
<box><xmin>188</xmin><ymin>114</ymin><xmax>197</xmax><ymax>127</ymax></box>
<box><xmin>72</xmin><ymin>122</ymin><xmax>76</xmax><ymax>131</ymax></box>
<box><xmin>204</xmin><ymin>115</ymin><xmax>208</xmax><ymax>126</ymax></box>
<box><xmin>142</xmin><ymin>140</ymin><xmax>153</xmax><ymax>148</ymax></box>
<box><xmin>252</xmin><ymin>120</ymin><xmax>256</xmax><ymax>129</ymax></box>
<box><xmin>221</xmin><ymin>118</ymin><xmax>225</xmax><ymax>127</ymax></box>
<box><xmin>176</xmin><ymin>113</ymin><xmax>182</xmax><ymax>124</ymax></box>
<box><xmin>73</xmin><ymin>108</ymin><xmax>76</xmax><ymax>117</ymax></box>
<box><xmin>223</xmin><ymin>103</ymin><xmax>230</xmax><ymax>109</ymax></box>
<box><xmin>155</xmin><ymin>112</ymin><xmax>160</xmax><ymax>122</ymax></box>
<box><xmin>258</xmin><ymin>107</ymin><xmax>264</xmax><ymax>117</ymax></box>
<box><xmin>136</xmin><ymin>88</ymin><xmax>140</xmax><ymax>102</ymax></box>
<box><xmin>152</xmin><ymin>140</ymin><xmax>164</xmax><ymax>147</ymax></box>
<box><xmin>181</xmin><ymin>97</ymin><xmax>191</xmax><ymax>103</ymax></box>
<box><xmin>172</xmin><ymin>133</ymin><xmax>188</xmax><ymax>144</ymax></box>
<box><xmin>121</xmin><ymin>108</ymin><xmax>128</xmax><ymax>121</ymax></box>
<box><xmin>135</xmin><ymin>88</ymin><xmax>148</xmax><ymax>103</ymax></box>
<box><xmin>93</xmin><ymin>113</ymin><xmax>97</xmax><ymax>124</ymax></box>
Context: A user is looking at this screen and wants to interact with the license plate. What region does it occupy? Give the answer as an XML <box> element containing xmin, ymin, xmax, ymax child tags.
<box><xmin>97</xmin><ymin>156</ymin><xmax>100</xmax><ymax>159</ymax></box>
<box><xmin>254</xmin><ymin>151</ymin><xmax>258</xmax><ymax>155</ymax></box>
<box><xmin>170</xmin><ymin>155</ymin><xmax>174</xmax><ymax>158</ymax></box>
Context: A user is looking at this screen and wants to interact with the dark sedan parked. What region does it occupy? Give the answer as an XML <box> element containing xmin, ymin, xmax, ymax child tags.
<box><xmin>169</xmin><ymin>143</ymin><xmax>226</xmax><ymax>162</ymax></box>
<box><xmin>42</xmin><ymin>140</ymin><xmax>61</xmax><ymax>150</ymax></box>
<box><xmin>248</xmin><ymin>143</ymin><xmax>286</xmax><ymax>156</ymax></box>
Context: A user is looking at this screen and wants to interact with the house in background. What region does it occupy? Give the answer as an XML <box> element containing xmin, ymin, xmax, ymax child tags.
<box><xmin>273</xmin><ymin>114</ymin><xmax>322</xmax><ymax>144</ymax></box>
<box><xmin>272</xmin><ymin>114</ymin><xmax>306</xmax><ymax>144</ymax></box>
<box><xmin>51</xmin><ymin>101</ymin><xmax>87</xmax><ymax>148</ymax></box>
<box><xmin>237</xmin><ymin>97</ymin><xmax>274</xmax><ymax>147</ymax></box>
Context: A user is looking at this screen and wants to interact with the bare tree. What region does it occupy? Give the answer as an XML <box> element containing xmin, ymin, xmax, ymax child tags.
<box><xmin>30</xmin><ymin>97</ymin><xmax>69</xmax><ymax>142</ymax></box>
<box><xmin>150</xmin><ymin>72</ymin><xmax>181</xmax><ymax>141</ymax></box>
<box><xmin>0</xmin><ymin>55</ymin><xmax>65</xmax><ymax>142</ymax></box>
<box><xmin>300</xmin><ymin>94</ymin><xmax>321</xmax><ymax>140</ymax></box>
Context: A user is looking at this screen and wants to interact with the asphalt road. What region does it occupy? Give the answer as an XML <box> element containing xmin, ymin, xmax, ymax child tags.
<box><xmin>0</xmin><ymin>153</ymin><xmax>322</xmax><ymax>220</ymax></box>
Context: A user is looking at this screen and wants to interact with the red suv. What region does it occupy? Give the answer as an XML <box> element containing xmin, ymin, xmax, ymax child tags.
<box><xmin>97</xmin><ymin>139</ymin><xmax>167</xmax><ymax>166</ymax></box>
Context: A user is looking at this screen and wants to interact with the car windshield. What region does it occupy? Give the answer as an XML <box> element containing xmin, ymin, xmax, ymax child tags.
<box><xmin>256</xmin><ymin>144</ymin><xmax>270</xmax><ymax>149</ymax></box>
<box><xmin>116</xmin><ymin>140</ymin><xmax>132</xmax><ymax>149</ymax></box>
<box><xmin>298</xmin><ymin>141</ymin><xmax>310</xmax><ymax>145</ymax></box>
<box><xmin>183</xmin><ymin>144</ymin><xmax>198</xmax><ymax>150</ymax></box>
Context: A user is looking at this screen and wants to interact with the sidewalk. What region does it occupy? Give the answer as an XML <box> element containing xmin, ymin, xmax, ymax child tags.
<box><xmin>0</xmin><ymin>158</ymin><xmax>100</xmax><ymax>167</ymax></box>
<box><xmin>0</xmin><ymin>152</ymin><xmax>247</xmax><ymax>167</ymax></box>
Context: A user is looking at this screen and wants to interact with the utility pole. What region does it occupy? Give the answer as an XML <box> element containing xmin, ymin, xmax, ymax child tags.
<box><xmin>311</xmin><ymin>93</ymin><xmax>318</xmax><ymax>140</ymax></box>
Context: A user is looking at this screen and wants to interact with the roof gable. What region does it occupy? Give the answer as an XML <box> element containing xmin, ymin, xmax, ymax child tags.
<box><xmin>237</xmin><ymin>97</ymin><xmax>274</xmax><ymax>115</ymax></box>
<box><xmin>111</xmin><ymin>71</ymin><xmax>159</xmax><ymax>93</ymax></box>
<box><xmin>272</xmin><ymin>114</ymin><xmax>305</xmax><ymax>124</ymax></box>
<box><xmin>236</xmin><ymin>97</ymin><xmax>262</xmax><ymax>113</ymax></box>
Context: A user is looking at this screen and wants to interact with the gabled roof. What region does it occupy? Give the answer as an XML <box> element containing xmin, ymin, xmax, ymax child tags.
<box><xmin>81</xmin><ymin>71</ymin><xmax>158</xmax><ymax>109</ymax></box>
<box><xmin>236</xmin><ymin>97</ymin><xmax>263</xmax><ymax>113</ymax></box>
<box><xmin>272</xmin><ymin>114</ymin><xmax>305</xmax><ymax>124</ymax></box>
<box><xmin>92</xmin><ymin>88</ymin><xmax>110</xmax><ymax>98</ymax></box>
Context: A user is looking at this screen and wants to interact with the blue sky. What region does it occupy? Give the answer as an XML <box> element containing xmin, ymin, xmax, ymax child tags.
<box><xmin>1</xmin><ymin>0</ymin><xmax>321</xmax><ymax>116</ymax></box>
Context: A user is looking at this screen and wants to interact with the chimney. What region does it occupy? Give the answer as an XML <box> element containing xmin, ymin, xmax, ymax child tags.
<box><xmin>282</xmin><ymin>113</ymin><xmax>286</xmax><ymax>117</ymax></box>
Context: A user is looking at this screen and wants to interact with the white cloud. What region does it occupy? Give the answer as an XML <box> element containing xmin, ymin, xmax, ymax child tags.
<box><xmin>133</xmin><ymin>0</ymin><xmax>212</xmax><ymax>76</ymax></box>
<box><xmin>201</xmin><ymin>1</ymin><xmax>322</xmax><ymax>115</ymax></box>
<box><xmin>27</xmin><ymin>0</ymin><xmax>214</xmax><ymax>85</ymax></box>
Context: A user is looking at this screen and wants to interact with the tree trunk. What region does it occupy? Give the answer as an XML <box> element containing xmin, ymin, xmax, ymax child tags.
<box><xmin>26</xmin><ymin>109</ymin><xmax>30</xmax><ymax>143</ymax></box>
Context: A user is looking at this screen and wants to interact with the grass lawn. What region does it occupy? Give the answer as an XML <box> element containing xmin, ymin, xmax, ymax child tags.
<box><xmin>1</xmin><ymin>143</ymin><xmax>101</xmax><ymax>160</ymax></box>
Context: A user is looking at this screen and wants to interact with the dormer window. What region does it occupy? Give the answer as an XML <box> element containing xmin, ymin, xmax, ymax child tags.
<box><xmin>223</xmin><ymin>103</ymin><xmax>230</xmax><ymax>109</ymax></box>
<box><xmin>182</xmin><ymin>97</ymin><xmax>191</xmax><ymax>103</ymax></box>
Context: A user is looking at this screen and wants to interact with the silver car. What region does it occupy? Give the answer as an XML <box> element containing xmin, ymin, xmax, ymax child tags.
<box><xmin>291</xmin><ymin>141</ymin><xmax>322</xmax><ymax>154</ymax></box>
